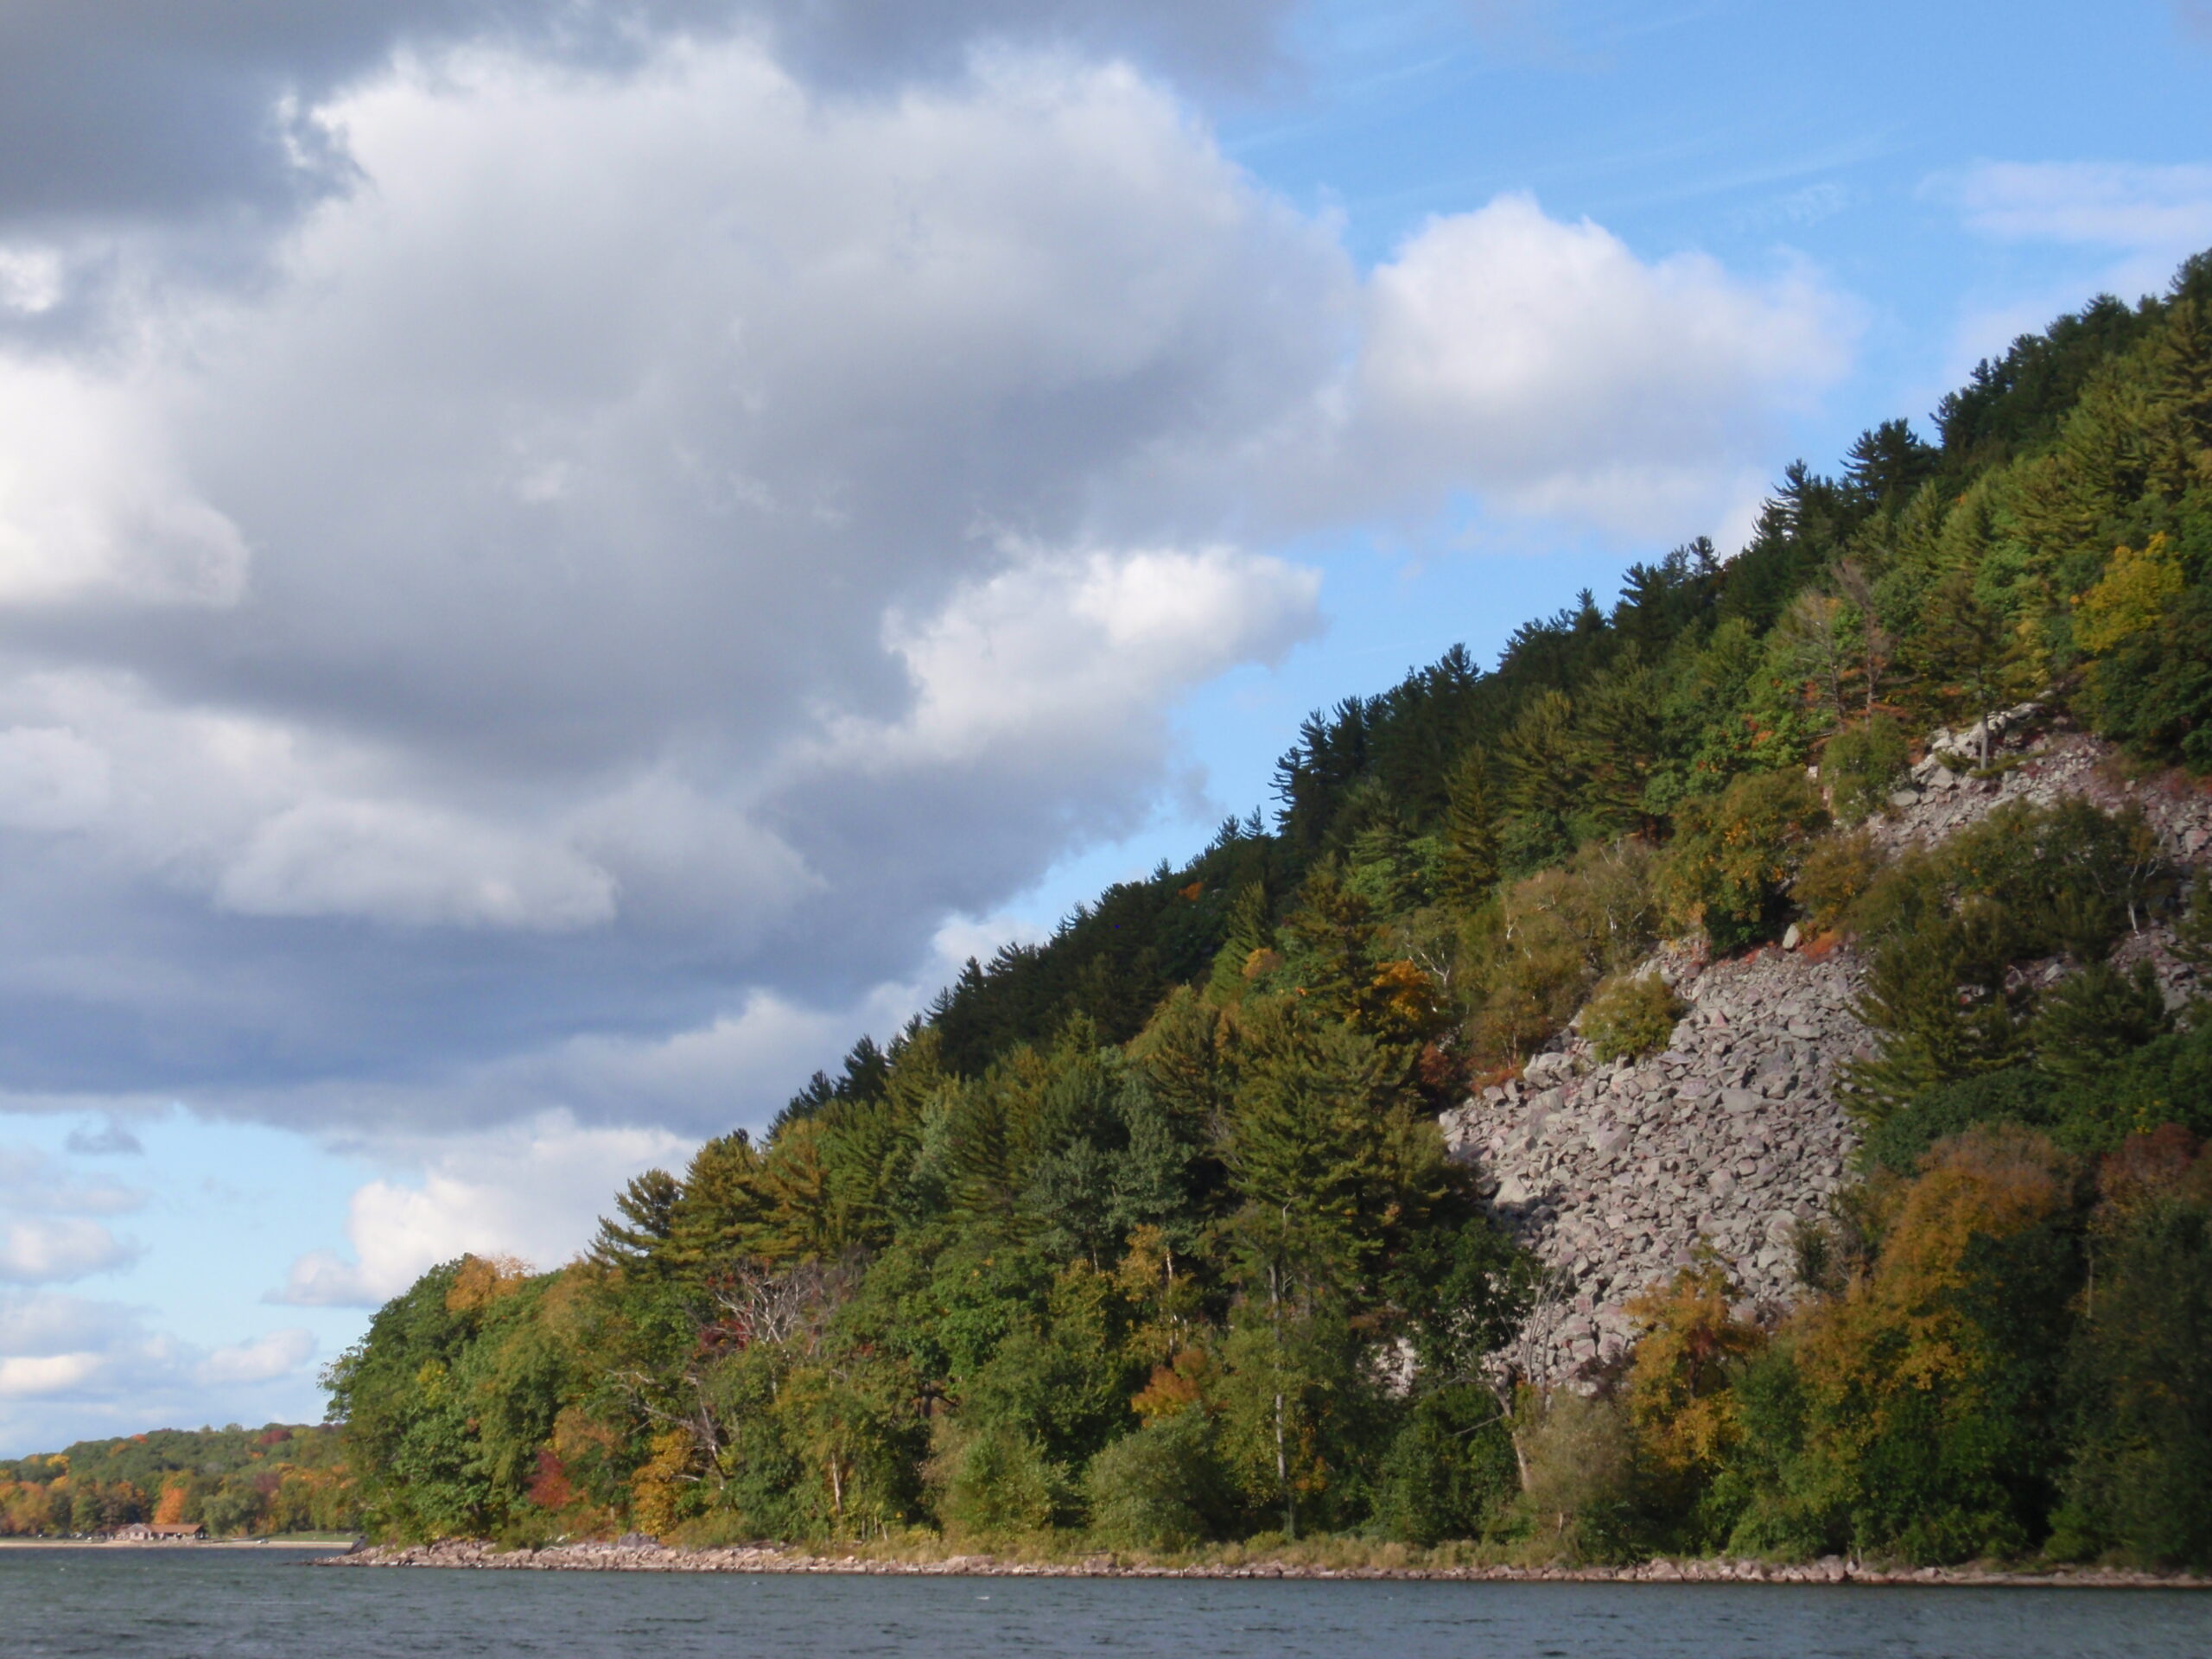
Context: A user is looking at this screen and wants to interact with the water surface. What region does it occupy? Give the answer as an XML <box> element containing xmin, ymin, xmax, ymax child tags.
<box><xmin>3</xmin><ymin>1547</ymin><xmax>2206</xmax><ymax>1658</ymax></box>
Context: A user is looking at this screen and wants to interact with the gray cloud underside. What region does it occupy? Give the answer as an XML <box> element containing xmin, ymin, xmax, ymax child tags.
<box><xmin>0</xmin><ymin>0</ymin><xmax>1292</xmax><ymax>228</ymax></box>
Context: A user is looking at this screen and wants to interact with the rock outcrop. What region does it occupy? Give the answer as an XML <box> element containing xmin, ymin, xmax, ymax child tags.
<box><xmin>1445</xmin><ymin>717</ymin><xmax>2212</xmax><ymax>1388</ymax></box>
<box><xmin>1440</xmin><ymin>943</ymin><xmax>1866</xmax><ymax>1383</ymax></box>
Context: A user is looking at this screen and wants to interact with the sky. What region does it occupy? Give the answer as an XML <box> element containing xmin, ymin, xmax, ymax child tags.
<box><xmin>0</xmin><ymin>0</ymin><xmax>2208</xmax><ymax>1454</ymax></box>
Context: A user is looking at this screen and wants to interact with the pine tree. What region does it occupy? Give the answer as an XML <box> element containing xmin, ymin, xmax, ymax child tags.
<box><xmin>666</xmin><ymin>1131</ymin><xmax>766</xmax><ymax>1269</ymax></box>
<box><xmin>2031</xmin><ymin>961</ymin><xmax>2172</xmax><ymax>1081</ymax></box>
<box><xmin>1275</xmin><ymin>861</ymin><xmax>1378</xmax><ymax>1024</ymax></box>
<box><xmin>1439</xmin><ymin>748</ymin><xmax>1499</xmax><ymax>912</ymax></box>
<box><xmin>1498</xmin><ymin>690</ymin><xmax>1582</xmax><ymax>867</ymax></box>
<box><xmin>588</xmin><ymin>1168</ymin><xmax>683</xmax><ymax>1273</ymax></box>
<box><xmin>1205</xmin><ymin>881</ymin><xmax>1272</xmax><ymax>1003</ymax></box>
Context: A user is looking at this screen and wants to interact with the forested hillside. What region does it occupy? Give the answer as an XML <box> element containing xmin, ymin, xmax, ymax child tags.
<box><xmin>0</xmin><ymin>1425</ymin><xmax>356</xmax><ymax>1536</ymax></box>
<box><xmin>326</xmin><ymin>254</ymin><xmax>2212</xmax><ymax>1567</ymax></box>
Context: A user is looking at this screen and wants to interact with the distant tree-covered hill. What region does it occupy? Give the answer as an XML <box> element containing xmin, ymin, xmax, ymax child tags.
<box><xmin>0</xmin><ymin>1424</ymin><xmax>357</xmax><ymax>1536</ymax></box>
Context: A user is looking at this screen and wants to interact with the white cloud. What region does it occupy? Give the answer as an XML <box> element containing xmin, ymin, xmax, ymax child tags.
<box><xmin>0</xmin><ymin>1217</ymin><xmax>138</xmax><ymax>1285</ymax></box>
<box><xmin>1344</xmin><ymin>193</ymin><xmax>1855</xmax><ymax>535</ymax></box>
<box><xmin>0</xmin><ymin>2</ymin><xmax>1298</xmax><ymax>237</ymax></box>
<box><xmin>0</xmin><ymin>245</ymin><xmax>61</xmax><ymax>315</ymax></box>
<box><xmin>214</xmin><ymin>798</ymin><xmax>618</xmax><ymax>931</ymax></box>
<box><xmin>817</xmin><ymin>543</ymin><xmax>1320</xmax><ymax>772</ymax></box>
<box><xmin>0</xmin><ymin>1146</ymin><xmax>143</xmax><ymax>1217</ymax></box>
<box><xmin>272</xmin><ymin>1113</ymin><xmax>690</xmax><ymax>1306</ymax></box>
<box><xmin>0</xmin><ymin>1287</ymin><xmax>321</xmax><ymax>1446</ymax></box>
<box><xmin>0</xmin><ymin>1351</ymin><xmax>102</xmax><ymax>1398</ymax></box>
<box><xmin>0</xmin><ymin>727</ymin><xmax>111</xmax><ymax>832</ymax></box>
<box><xmin>0</xmin><ymin>358</ymin><xmax>249</xmax><ymax>607</ymax></box>
<box><xmin>1949</xmin><ymin>161</ymin><xmax>2212</xmax><ymax>252</ymax></box>
<box><xmin>1934</xmin><ymin>161</ymin><xmax>2212</xmax><ymax>381</ymax></box>
<box><xmin>0</xmin><ymin>1146</ymin><xmax>145</xmax><ymax>1285</ymax></box>
<box><xmin>197</xmin><ymin>1327</ymin><xmax>315</xmax><ymax>1388</ymax></box>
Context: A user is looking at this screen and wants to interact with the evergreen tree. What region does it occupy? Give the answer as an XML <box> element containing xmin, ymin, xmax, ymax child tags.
<box><xmin>2031</xmin><ymin>961</ymin><xmax>2171</xmax><ymax>1081</ymax></box>
<box><xmin>589</xmin><ymin>1168</ymin><xmax>683</xmax><ymax>1274</ymax></box>
<box><xmin>1205</xmin><ymin>881</ymin><xmax>1273</xmax><ymax>1002</ymax></box>
<box><xmin>1438</xmin><ymin>748</ymin><xmax>1499</xmax><ymax>912</ymax></box>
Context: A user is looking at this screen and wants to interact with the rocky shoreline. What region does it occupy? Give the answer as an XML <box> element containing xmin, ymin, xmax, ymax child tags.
<box><xmin>316</xmin><ymin>1537</ymin><xmax>2207</xmax><ymax>1589</ymax></box>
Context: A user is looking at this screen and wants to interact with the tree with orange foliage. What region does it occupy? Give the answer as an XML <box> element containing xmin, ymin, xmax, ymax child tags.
<box><xmin>1753</xmin><ymin>1128</ymin><xmax>2083</xmax><ymax>1562</ymax></box>
<box><xmin>1623</xmin><ymin>1255</ymin><xmax>1766</xmax><ymax>1543</ymax></box>
<box><xmin>152</xmin><ymin>1479</ymin><xmax>189</xmax><ymax>1528</ymax></box>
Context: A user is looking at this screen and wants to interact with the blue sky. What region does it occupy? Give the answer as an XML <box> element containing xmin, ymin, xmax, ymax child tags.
<box><xmin>0</xmin><ymin>0</ymin><xmax>2207</xmax><ymax>1453</ymax></box>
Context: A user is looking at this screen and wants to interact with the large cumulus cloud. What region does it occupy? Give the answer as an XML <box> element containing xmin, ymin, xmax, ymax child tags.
<box><xmin>0</xmin><ymin>44</ymin><xmax>1343</xmax><ymax>1113</ymax></box>
<box><xmin>1345</xmin><ymin>194</ymin><xmax>1856</xmax><ymax>534</ymax></box>
<box><xmin>0</xmin><ymin>35</ymin><xmax>1853</xmax><ymax>1141</ymax></box>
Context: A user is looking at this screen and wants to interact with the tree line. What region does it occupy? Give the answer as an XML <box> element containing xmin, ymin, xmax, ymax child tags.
<box><xmin>0</xmin><ymin>1424</ymin><xmax>356</xmax><ymax>1537</ymax></box>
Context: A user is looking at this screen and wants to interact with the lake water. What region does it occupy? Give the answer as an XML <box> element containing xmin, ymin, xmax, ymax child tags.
<box><xmin>3</xmin><ymin>1547</ymin><xmax>2209</xmax><ymax>1658</ymax></box>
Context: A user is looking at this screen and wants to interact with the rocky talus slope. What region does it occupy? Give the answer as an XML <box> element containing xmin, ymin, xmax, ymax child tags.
<box><xmin>1440</xmin><ymin>944</ymin><xmax>1866</xmax><ymax>1383</ymax></box>
<box><xmin>1443</xmin><ymin>718</ymin><xmax>2212</xmax><ymax>1387</ymax></box>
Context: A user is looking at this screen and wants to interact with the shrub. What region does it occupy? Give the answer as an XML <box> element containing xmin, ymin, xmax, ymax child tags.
<box><xmin>1821</xmin><ymin>714</ymin><xmax>1910</xmax><ymax>822</ymax></box>
<box><xmin>1790</xmin><ymin>828</ymin><xmax>1887</xmax><ymax>935</ymax></box>
<box><xmin>1623</xmin><ymin>1259</ymin><xmax>1766</xmax><ymax>1550</ymax></box>
<box><xmin>1084</xmin><ymin>1409</ymin><xmax>1226</xmax><ymax>1551</ymax></box>
<box><xmin>1868</xmin><ymin>1021</ymin><xmax>2212</xmax><ymax>1166</ymax></box>
<box><xmin>1839</xmin><ymin>799</ymin><xmax>2179</xmax><ymax>1122</ymax></box>
<box><xmin>1658</xmin><ymin>770</ymin><xmax>1830</xmax><ymax>954</ymax></box>
<box><xmin>2077</xmin><ymin>538</ymin><xmax>2212</xmax><ymax>772</ymax></box>
<box><xmin>1580</xmin><ymin>971</ymin><xmax>1686</xmax><ymax>1063</ymax></box>
<box><xmin>1845</xmin><ymin>899</ymin><xmax>2034</xmax><ymax>1122</ymax></box>
<box><xmin>1859</xmin><ymin>1067</ymin><xmax>2057</xmax><ymax>1175</ymax></box>
<box><xmin>1514</xmin><ymin>1391</ymin><xmax>1639</xmax><ymax>1562</ymax></box>
<box><xmin>1778</xmin><ymin>1128</ymin><xmax>2082</xmax><ymax>1564</ymax></box>
<box><xmin>1464</xmin><ymin>838</ymin><xmax>1660</xmax><ymax>1066</ymax></box>
<box><xmin>1936</xmin><ymin>798</ymin><xmax>2170</xmax><ymax>962</ymax></box>
<box><xmin>2029</xmin><ymin>960</ymin><xmax>2172</xmax><ymax>1081</ymax></box>
<box><xmin>932</xmin><ymin>1426</ymin><xmax>1060</xmax><ymax>1540</ymax></box>
<box><xmin>1374</xmin><ymin>1384</ymin><xmax>1519</xmax><ymax>1546</ymax></box>
<box><xmin>2056</xmin><ymin>1131</ymin><xmax>2212</xmax><ymax>1567</ymax></box>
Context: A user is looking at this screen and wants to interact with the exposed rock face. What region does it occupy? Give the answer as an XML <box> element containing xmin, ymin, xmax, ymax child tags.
<box><xmin>1876</xmin><ymin>717</ymin><xmax>2212</xmax><ymax>1009</ymax></box>
<box><xmin>1875</xmin><ymin>715</ymin><xmax>2212</xmax><ymax>867</ymax></box>
<box><xmin>1440</xmin><ymin>944</ymin><xmax>1866</xmax><ymax>1384</ymax></box>
<box><xmin>1446</xmin><ymin>720</ymin><xmax>2212</xmax><ymax>1388</ymax></box>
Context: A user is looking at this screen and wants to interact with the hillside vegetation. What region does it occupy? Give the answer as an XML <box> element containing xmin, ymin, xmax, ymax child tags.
<box><xmin>325</xmin><ymin>254</ymin><xmax>2212</xmax><ymax>1567</ymax></box>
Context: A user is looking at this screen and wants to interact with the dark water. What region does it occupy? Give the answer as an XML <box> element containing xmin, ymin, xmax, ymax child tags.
<box><xmin>3</xmin><ymin>1548</ymin><xmax>2209</xmax><ymax>1659</ymax></box>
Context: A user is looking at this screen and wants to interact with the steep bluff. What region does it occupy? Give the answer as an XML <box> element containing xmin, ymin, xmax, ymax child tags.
<box><xmin>1445</xmin><ymin>714</ymin><xmax>2212</xmax><ymax>1386</ymax></box>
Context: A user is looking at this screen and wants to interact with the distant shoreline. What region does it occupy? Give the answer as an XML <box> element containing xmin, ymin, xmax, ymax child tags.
<box><xmin>319</xmin><ymin>1539</ymin><xmax>2212</xmax><ymax>1590</ymax></box>
<box><xmin>0</xmin><ymin>1538</ymin><xmax>352</xmax><ymax>1551</ymax></box>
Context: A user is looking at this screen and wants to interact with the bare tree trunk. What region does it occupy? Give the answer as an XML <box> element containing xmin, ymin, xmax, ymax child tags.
<box><xmin>1488</xmin><ymin>1375</ymin><xmax>1534</xmax><ymax>1493</ymax></box>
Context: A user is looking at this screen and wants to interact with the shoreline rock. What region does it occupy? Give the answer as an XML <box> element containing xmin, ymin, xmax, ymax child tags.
<box><xmin>314</xmin><ymin>1538</ymin><xmax>2209</xmax><ymax>1589</ymax></box>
